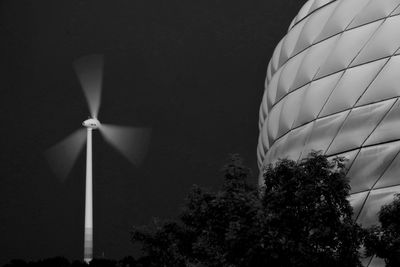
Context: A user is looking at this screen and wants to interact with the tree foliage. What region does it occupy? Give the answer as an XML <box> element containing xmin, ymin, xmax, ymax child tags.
<box><xmin>2</xmin><ymin>257</ymin><xmax>139</xmax><ymax>267</ymax></box>
<box><xmin>261</xmin><ymin>152</ymin><xmax>363</xmax><ymax>267</ymax></box>
<box><xmin>364</xmin><ymin>193</ymin><xmax>400</xmax><ymax>267</ymax></box>
<box><xmin>131</xmin><ymin>152</ymin><xmax>364</xmax><ymax>267</ymax></box>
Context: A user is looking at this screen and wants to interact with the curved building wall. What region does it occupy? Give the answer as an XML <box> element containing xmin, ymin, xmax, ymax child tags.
<box><xmin>258</xmin><ymin>1</ymin><xmax>400</xmax><ymax>264</ymax></box>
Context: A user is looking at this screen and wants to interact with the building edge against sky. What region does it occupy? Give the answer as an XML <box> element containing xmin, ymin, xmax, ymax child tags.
<box><xmin>258</xmin><ymin>0</ymin><xmax>400</xmax><ymax>265</ymax></box>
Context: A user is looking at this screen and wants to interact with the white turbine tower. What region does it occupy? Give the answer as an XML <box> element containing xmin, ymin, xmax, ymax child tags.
<box><xmin>45</xmin><ymin>54</ymin><xmax>150</xmax><ymax>263</ymax></box>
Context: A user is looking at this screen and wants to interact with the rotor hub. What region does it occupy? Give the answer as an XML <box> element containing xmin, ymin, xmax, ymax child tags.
<box><xmin>83</xmin><ymin>118</ymin><xmax>100</xmax><ymax>129</ymax></box>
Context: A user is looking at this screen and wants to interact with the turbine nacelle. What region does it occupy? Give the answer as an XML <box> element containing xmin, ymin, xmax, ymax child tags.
<box><xmin>82</xmin><ymin>118</ymin><xmax>101</xmax><ymax>129</ymax></box>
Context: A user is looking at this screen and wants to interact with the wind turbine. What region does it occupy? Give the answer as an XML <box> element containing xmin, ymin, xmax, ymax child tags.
<box><xmin>45</xmin><ymin>55</ymin><xmax>150</xmax><ymax>263</ymax></box>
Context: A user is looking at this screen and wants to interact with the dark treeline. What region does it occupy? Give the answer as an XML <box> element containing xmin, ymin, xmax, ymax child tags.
<box><xmin>3</xmin><ymin>257</ymin><xmax>140</xmax><ymax>267</ymax></box>
<box><xmin>4</xmin><ymin>152</ymin><xmax>400</xmax><ymax>267</ymax></box>
<box><xmin>128</xmin><ymin>152</ymin><xmax>363</xmax><ymax>267</ymax></box>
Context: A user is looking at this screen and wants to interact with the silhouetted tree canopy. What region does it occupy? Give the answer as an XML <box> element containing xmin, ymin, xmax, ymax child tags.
<box><xmin>2</xmin><ymin>257</ymin><xmax>139</xmax><ymax>267</ymax></box>
<box><xmin>130</xmin><ymin>152</ymin><xmax>364</xmax><ymax>267</ymax></box>
<box><xmin>365</xmin><ymin>193</ymin><xmax>400</xmax><ymax>267</ymax></box>
<box><xmin>3</xmin><ymin>257</ymin><xmax>71</xmax><ymax>267</ymax></box>
<box><xmin>261</xmin><ymin>152</ymin><xmax>363</xmax><ymax>267</ymax></box>
<box><xmin>3</xmin><ymin>260</ymin><xmax>28</xmax><ymax>267</ymax></box>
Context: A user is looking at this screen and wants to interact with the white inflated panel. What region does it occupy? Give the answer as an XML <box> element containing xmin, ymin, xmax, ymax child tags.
<box><xmin>280</xmin><ymin>19</ymin><xmax>307</xmax><ymax>65</ymax></box>
<box><xmin>348</xmin><ymin>0</ymin><xmax>400</xmax><ymax>29</ymax></box>
<box><xmin>260</xmin><ymin>91</ymin><xmax>268</xmax><ymax>124</ymax></box>
<box><xmin>267</xmin><ymin>101</ymin><xmax>284</xmax><ymax>144</ymax></box>
<box><xmin>280</xmin><ymin>122</ymin><xmax>314</xmax><ymax>161</ymax></box>
<box><xmin>295</xmin><ymin>0</ymin><xmax>315</xmax><ymax>25</ymax></box>
<box><xmin>292</xmin><ymin>2</ymin><xmax>338</xmax><ymax>55</ymax></box>
<box><xmin>267</xmin><ymin>67</ymin><xmax>282</xmax><ymax>107</ymax></box>
<box><xmin>261</xmin><ymin>115</ymin><xmax>270</xmax><ymax>151</ymax></box>
<box><xmin>309</xmin><ymin>0</ymin><xmax>335</xmax><ymax>14</ymax></box>
<box><xmin>351</xmin><ymin>15</ymin><xmax>400</xmax><ymax>67</ymax></box>
<box><xmin>346</xmin><ymin>142</ymin><xmax>400</xmax><ymax>193</ymax></box>
<box><xmin>293</xmin><ymin>71</ymin><xmax>342</xmax><ymax>127</ymax></box>
<box><xmin>271</xmin><ymin>39</ymin><xmax>284</xmax><ymax>75</ymax></box>
<box><xmin>326</xmin><ymin>99</ymin><xmax>395</xmax><ymax>155</ymax></box>
<box><xmin>375</xmin><ymin>149</ymin><xmax>400</xmax><ymax>189</ymax></box>
<box><xmin>348</xmin><ymin>190</ymin><xmax>369</xmax><ymax>220</ymax></box>
<box><xmin>315</xmin><ymin>0</ymin><xmax>370</xmax><ymax>43</ymax></box>
<box><xmin>276</xmin><ymin>51</ymin><xmax>307</xmax><ymax>101</ymax></box>
<box><xmin>292</xmin><ymin>34</ymin><xmax>339</xmax><ymax>90</ymax></box>
<box><xmin>365</xmin><ymin>99</ymin><xmax>400</xmax><ymax>146</ymax></box>
<box><xmin>301</xmin><ymin>111</ymin><xmax>349</xmax><ymax>156</ymax></box>
<box><xmin>316</xmin><ymin>20</ymin><xmax>381</xmax><ymax>79</ymax></box>
<box><xmin>278</xmin><ymin>87</ymin><xmax>305</xmax><ymax>137</ymax></box>
<box><xmin>319</xmin><ymin>58</ymin><xmax>387</xmax><ymax>117</ymax></box>
<box><xmin>358</xmin><ymin>55</ymin><xmax>400</xmax><ymax>106</ymax></box>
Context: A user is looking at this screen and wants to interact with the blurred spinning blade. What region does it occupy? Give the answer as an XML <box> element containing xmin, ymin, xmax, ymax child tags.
<box><xmin>74</xmin><ymin>54</ymin><xmax>104</xmax><ymax>118</ymax></box>
<box><xmin>45</xmin><ymin>129</ymin><xmax>86</xmax><ymax>181</ymax></box>
<box><xmin>99</xmin><ymin>124</ymin><xmax>151</xmax><ymax>166</ymax></box>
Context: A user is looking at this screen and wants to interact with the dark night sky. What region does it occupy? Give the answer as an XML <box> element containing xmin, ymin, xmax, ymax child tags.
<box><xmin>0</xmin><ymin>0</ymin><xmax>305</xmax><ymax>264</ymax></box>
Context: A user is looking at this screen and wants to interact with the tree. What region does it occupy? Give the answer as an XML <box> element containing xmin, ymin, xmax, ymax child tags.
<box><xmin>178</xmin><ymin>154</ymin><xmax>263</xmax><ymax>267</ymax></box>
<box><xmin>131</xmin><ymin>152</ymin><xmax>364</xmax><ymax>267</ymax></box>
<box><xmin>31</xmin><ymin>257</ymin><xmax>71</xmax><ymax>267</ymax></box>
<box><xmin>3</xmin><ymin>259</ymin><xmax>28</xmax><ymax>267</ymax></box>
<box><xmin>131</xmin><ymin>154</ymin><xmax>260</xmax><ymax>267</ymax></box>
<box><xmin>364</xmin><ymin>193</ymin><xmax>400</xmax><ymax>267</ymax></box>
<box><xmin>117</xmin><ymin>256</ymin><xmax>137</xmax><ymax>267</ymax></box>
<box><xmin>261</xmin><ymin>152</ymin><xmax>363</xmax><ymax>267</ymax></box>
<box><xmin>71</xmin><ymin>260</ymin><xmax>88</xmax><ymax>267</ymax></box>
<box><xmin>130</xmin><ymin>219</ymin><xmax>193</xmax><ymax>267</ymax></box>
<box><xmin>88</xmin><ymin>259</ymin><xmax>116</xmax><ymax>267</ymax></box>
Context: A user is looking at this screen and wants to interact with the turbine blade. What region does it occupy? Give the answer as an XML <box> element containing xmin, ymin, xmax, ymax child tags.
<box><xmin>45</xmin><ymin>128</ymin><xmax>86</xmax><ymax>181</ymax></box>
<box><xmin>99</xmin><ymin>124</ymin><xmax>151</xmax><ymax>166</ymax></box>
<box><xmin>74</xmin><ymin>54</ymin><xmax>104</xmax><ymax>118</ymax></box>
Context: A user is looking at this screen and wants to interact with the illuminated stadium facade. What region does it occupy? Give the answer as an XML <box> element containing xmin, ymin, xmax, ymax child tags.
<box><xmin>258</xmin><ymin>0</ymin><xmax>400</xmax><ymax>265</ymax></box>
